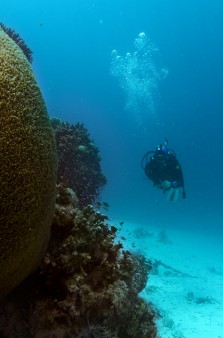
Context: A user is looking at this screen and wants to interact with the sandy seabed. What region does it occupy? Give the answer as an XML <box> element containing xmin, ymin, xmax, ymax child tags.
<box><xmin>115</xmin><ymin>219</ymin><xmax>223</xmax><ymax>338</ymax></box>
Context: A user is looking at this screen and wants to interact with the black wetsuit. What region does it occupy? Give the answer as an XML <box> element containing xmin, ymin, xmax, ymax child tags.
<box><xmin>145</xmin><ymin>149</ymin><xmax>184</xmax><ymax>189</ymax></box>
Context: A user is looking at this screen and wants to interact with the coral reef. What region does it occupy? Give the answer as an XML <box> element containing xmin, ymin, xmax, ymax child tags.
<box><xmin>0</xmin><ymin>23</ymin><xmax>33</xmax><ymax>62</ymax></box>
<box><xmin>0</xmin><ymin>25</ymin><xmax>157</xmax><ymax>337</ymax></box>
<box><xmin>0</xmin><ymin>185</ymin><xmax>157</xmax><ymax>337</ymax></box>
<box><xmin>0</xmin><ymin>26</ymin><xmax>57</xmax><ymax>299</ymax></box>
<box><xmin>51</xmin><ymin>118</ymin><xmax>106</xmax><ymax>208</ymax></box>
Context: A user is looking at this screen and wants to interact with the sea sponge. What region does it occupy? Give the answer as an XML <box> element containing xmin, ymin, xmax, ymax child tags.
<box><xmin>0</xmin><ymin>27</ymin><xmax>57</xmax><ymax>299</ymax></box>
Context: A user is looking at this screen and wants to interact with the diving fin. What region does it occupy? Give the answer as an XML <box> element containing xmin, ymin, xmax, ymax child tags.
<box><xmin>166</xmin><ymin>187</ymin><xmax>179</xmax><ymax>202</ymax></box>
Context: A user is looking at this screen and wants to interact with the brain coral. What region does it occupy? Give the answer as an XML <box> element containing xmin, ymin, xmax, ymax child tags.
<box><xmin>0</xmin><ymin>27</ymin><xmax>57</xmax><ymax>299</ymax></box>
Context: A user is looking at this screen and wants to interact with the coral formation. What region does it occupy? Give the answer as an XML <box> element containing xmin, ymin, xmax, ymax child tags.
<box><xmin>0</xmin><ymin>23</ymin><xmax>33</xmax><ymax>63</ymax></box>
<box><xmin>0</xmin><ymin>25</ymin><xmax>157</xmax><ymax>337</ymax></box>
<box><xmin>0</xmin><ymin>26</ymin><xmax>57</xmax><ymax>299</ymax></box>
<box><xmin>0</xmin><ymin>185</ymin><xmax>157</xmax><ymax>337</ymax></box>
<box><xmin>51</xmin><ymin>118</ymin><xmax>106</xmax><ymax>208</ymax></box>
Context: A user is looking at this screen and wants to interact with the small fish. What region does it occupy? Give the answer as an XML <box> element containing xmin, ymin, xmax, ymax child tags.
<box><xmin>95</xmin><ymin>202</ymin><xmax>101</xmax><ymax>209</ymax></box>
<box><xmin>95</xmin><ymin>201</ymin><xmax>109</xmax><ymax>211</ymax></box>
<box><xmin>102</xmin><ymin>202</ymin><xmax>109</xmax><ymax>210</ymax></box>
<box><xmin>110</xmin><ymin>225</ymin><xmax>117</xmax><ymax>233</ymax></box>
<box><xmin>119</xmin><ymin>221</ymin><xmax>124</xmax><ymax>226</ymax></box>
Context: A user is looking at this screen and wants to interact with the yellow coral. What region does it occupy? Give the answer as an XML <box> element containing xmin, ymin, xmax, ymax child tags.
<box><xmin>0</xmin><ymin>28</ymin><xmax>57</xmax><ymax>299</ymax></box>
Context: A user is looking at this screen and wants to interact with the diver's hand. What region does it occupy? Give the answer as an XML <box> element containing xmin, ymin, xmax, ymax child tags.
<box><xmin>161</xmin><ymin>180</ymin><xmax>171</xmax><ymax>189</ymax></box>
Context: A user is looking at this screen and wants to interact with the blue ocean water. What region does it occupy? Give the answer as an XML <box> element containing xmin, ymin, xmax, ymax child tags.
<box><xmin>2</xmin><ymin>0</ymin><xmax>222</xmax><ymax>233</ymax></box>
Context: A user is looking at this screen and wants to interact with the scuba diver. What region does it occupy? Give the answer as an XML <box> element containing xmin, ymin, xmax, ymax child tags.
<box><xmin>141</xmin><ymin>139</ymin><xmax>186</xmax><ymax>201</ymax></box>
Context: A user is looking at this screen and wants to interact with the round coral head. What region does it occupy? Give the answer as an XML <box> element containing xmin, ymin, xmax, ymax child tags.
<box><xmin>0</xmin><ymin>27</ymin><xmax>57</xmax><ymax>299</ymax></box>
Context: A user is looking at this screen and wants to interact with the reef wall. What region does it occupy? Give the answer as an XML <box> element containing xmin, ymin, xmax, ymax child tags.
<box><xmin>0</xmin><ymin>25</ymin><xmax>157</xmax><ymax>338</ymax></box>
<box><xmin>0</xmin><ymin>185</ymin><xmax>157</xmax><ymax>338</ymax></box>
<box><xmin>51</xmin><ymin>119</ymin><xmax>106</xmax><ymax>208</ymax></box>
